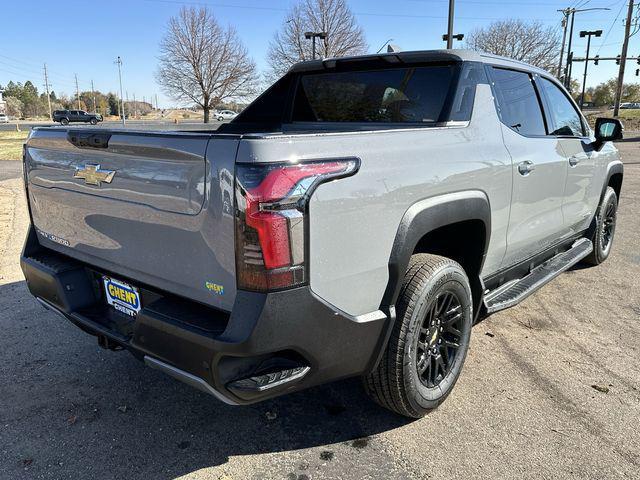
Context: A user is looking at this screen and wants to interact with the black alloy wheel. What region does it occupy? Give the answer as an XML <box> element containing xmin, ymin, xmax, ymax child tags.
<box><xmin>415</xmin><ymin>291</ymin><xmax>464</xmax><ymax>388</ymax></box>
<box><xmin>584</xmin><ymin>186</ymin><xmax>618</xmax><ymax>265</ymax></box>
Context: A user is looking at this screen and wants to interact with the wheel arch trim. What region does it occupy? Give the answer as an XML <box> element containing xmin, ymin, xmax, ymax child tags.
<box><xmin>603</xmin><ymin>160</ymin><xmax>623</xmax><ymax>202</ymax></box>
<box><xmin>380</xmin><ymin>190</ymin><xmax>492</xmax><ymax>309</ymax></box>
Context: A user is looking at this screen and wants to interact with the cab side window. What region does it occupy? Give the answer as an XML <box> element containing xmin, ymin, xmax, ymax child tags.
<box><xmin>490</xmin><ymin>67</ymin><xmax>546</xmax><ymax>136</ymax></box>
<box><xmin>538</xmin><ymin>77</ymin><xmax>585</xmax><ymax>137</ymax></box>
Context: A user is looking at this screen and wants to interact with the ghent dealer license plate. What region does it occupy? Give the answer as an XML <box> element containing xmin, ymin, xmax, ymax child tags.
<box><xmin>103</xmin><ymin>276</ymin><xmax>142</xmax><ymax>317</ymax></box>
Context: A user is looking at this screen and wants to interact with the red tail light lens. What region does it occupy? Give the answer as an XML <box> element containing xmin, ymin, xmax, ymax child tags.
<box><xmin>235</xmin><ymin>159</ymin><xmax>358</xmax><ymax>291</ymax></box>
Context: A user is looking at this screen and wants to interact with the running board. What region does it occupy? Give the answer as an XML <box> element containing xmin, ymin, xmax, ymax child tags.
<box><xmin>484</xmin><ymin>238</ymin><xmax>593</xmax><ymax>314</ymax></box>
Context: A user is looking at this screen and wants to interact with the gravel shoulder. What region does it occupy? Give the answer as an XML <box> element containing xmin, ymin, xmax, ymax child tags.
<box><xmin>0</xmin><ymin>159</ymin><xmax>638</xmax><ymax>479</ymax></box>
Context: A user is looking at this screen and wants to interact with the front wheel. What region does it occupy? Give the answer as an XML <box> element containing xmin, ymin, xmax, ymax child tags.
<box><xmin>60</xmin><ymin>118</ymin><xmax>69</xmax><ymax>125</ymax></box>
<box><xmin>584</xmin><ymin>186</ymin><xmax>618</xmax><ymax>265</ymax></box>
<box><xmin>364</xmin><ymin>254</ymin><xmax>473</xmax><ymax>418</ymax></box>
<box><xmin>90</xmin><ymin>118</ymin><xmax>97</xmax><ymax>125</ymax></box>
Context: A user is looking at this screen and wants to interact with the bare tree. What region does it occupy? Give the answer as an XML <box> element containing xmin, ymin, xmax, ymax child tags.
<box><xmin>466</xmin><ymin>20</ymin><xmax>560</xmax><ymax>73</ymax></box>
<box><xmin>267</xmin><ymin>0</ymin><xmax>367</xmax><ymax>79</ymax></box>
<box><xmin>156</xmin><ymin>7</ymin><xmax>257</xmax><ymax>123</ymax></box>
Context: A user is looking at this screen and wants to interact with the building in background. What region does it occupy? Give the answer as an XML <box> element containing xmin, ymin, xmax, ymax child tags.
<box><xmin>0</xmin><ymin>89</ymin><xmax>6</xmax><ymax>114</ymax></box>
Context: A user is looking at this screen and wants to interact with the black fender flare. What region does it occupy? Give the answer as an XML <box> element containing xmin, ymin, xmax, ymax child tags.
<box><xmin>586</xmin><ymin>161</ymin><xmax>623</xmax><ymax>239</ymax></box>
<box><xmin>367</xmin><ymin>190</ymin><xmax>492</xmax><ymax>373</ymax></box>
<box><xmin>380</xmin><ymin>190</ymin><xmax>492</xmax><ymax>308</ymax></box>
<box><xmin>602</xmin><ymin>161</ymin><xmax>624</xmax><ymax>202</ymax></box>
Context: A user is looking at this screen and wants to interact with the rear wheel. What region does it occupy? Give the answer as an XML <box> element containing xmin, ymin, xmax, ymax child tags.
<box><xmin>364</xmin><ymin>254</ymin><xmax>473</xmax><ymax>418</ymax></box>
<box><xmin>584</xmin><ymin>186</ymin><xmax>618</xmax><ymax>265</ymax></box>
<box><xmin>60</xmin><ymin>118</ymin><xmax>69</xmax><ymax>125</ymax></box>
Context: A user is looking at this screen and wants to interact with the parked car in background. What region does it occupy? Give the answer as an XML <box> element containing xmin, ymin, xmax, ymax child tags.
<box><xmin>215</xmin><ymin>110</ymin><xmax>237</xmax><ymax>121</ymax></box>
<box><xmin>619</xmin><ymin>102</ymin><xmax>640</xmax><ymax>109</ymax></box>
<box><xmin>0</xmin><ymin>113</ymin><xmax>9</xmax><ymax>123</ymax></box>
<box><xmin>52</xmin><ymin>110</ymin><xmax>103</xmax><ymax>125</ymax></box>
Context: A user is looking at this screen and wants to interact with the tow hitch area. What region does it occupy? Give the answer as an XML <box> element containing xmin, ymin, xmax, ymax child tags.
<box><xmin>98</xmin><ymin>335</ymin><xmax>124</xmax><ymax>351</ymax></box>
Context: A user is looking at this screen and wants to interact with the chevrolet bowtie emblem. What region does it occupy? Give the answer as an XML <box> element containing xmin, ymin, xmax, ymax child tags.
<box><xmin>74</xmin><ymin>164</ymin><xmax>116</xmax><ymax>186</ymax></box>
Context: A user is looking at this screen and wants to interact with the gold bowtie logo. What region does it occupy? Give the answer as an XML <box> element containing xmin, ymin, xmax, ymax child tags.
<box><xmin>74</xmin><ymin>164</ymin><xmax>116</xmax><ymax>186</ymax></box>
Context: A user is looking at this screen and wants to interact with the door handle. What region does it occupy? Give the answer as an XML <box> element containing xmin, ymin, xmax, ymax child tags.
<box><xmin>518</xmin><ymin>161</ymin><xmax>535</xmax><ymax>176</ymax></box>
<box><xmin>569</xmin><ymin>156</ymin><xmax>580</xmax><ymax>167</ymax></box>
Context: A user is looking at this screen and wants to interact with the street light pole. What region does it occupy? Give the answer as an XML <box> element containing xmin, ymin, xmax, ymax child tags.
<box><xmin>304</xmin><ymin>31</ymin><xmax>327</xmax><ymax>60</ymax></box>
<box><xmin>579</xmin><ymin>30</ymin><xmax>602</xmax><ymax>109</ymax></box>
<box><xmin>446</xmin><ymin>0</ymin><xmax>455</xmax><ymax>49</ymax></box>
<box><xmin>563</xmin><ymin>7</ymin><xmax>610</xmax><ymax>89</ymax></box>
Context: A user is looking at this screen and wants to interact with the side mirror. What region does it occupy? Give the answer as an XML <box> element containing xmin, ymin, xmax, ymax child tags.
<box><xmin>594</xmin><ymin>117</ymin><xmax>623</xmax><ymax>151</ymax></box>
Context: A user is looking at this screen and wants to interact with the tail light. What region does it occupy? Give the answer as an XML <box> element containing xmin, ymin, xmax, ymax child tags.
<box><xmin>235</xmin><ymin>159</ymin><xmax>358</xmax><ymax>291</ymax></box>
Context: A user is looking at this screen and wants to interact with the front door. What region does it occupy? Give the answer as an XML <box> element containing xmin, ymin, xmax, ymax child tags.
<box><xmin>489</xmin><ymin>67</ymin><xmax>569</xmax><ymax>269</ymax></box>
<box><xmin>536</xmin><ymin>76</ymin><xmax>603</xmax><ymax>235</ymax></box>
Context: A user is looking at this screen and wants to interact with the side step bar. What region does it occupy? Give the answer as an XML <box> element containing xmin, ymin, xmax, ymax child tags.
<box><xmin>484</xmin><ymin>238</ymin><xmax>593</xmax><ymax>314</ymax></box>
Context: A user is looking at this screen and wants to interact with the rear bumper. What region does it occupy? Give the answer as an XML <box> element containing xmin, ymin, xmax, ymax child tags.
<box><xmin>20</xmin><ymin>227</ymin><xmax>389</xmax><ymax>405</ymax></box>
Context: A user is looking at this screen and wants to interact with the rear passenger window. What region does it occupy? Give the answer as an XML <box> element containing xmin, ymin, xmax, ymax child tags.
<box><xmin>292</xmin><ymin>66</ymin><xmax>456</xmax><ymax>123</ymax></box>
<box><xmin>538</xmin><ymin>77</ymin><xmax>585</xmax><ymax>137</ymax></box>
<box><xmin>491</xmin><ymin>68</ymin><xmax>546</xmax><ymax>136</ymax></box>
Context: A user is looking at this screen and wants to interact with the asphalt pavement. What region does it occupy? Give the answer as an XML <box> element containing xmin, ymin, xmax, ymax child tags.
<box><xmin>0</xmin><ymin>138</ymin><xmax>638</xmax><ymax>479</ymax></box>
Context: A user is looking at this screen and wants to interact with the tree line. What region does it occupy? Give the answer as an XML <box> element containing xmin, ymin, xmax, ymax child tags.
<box><xmin>0</xmin><ymin>80</ymin><xmax>153</xmax><ymax>119</ymax></box>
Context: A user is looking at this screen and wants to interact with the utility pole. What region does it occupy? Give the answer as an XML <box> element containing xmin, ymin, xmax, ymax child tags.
<box><xmin>155</xmin><ymin>94</ymin><xmax>159</xmax><ymax>110</ymax></box>
<box><xmin>74</xmin><ymin>74</ymin><xmax>80</xmax><ymax>110</ymax></box>
<box><xmin>115</xmin><ymin>56</ymin><xmax>125</xmax><ymax>125</ymax></box>
<box><xmin>43</xmin><ymin>64</ymin><xmax>52</xmax><ymax>120</ymax></box>
<box><xmin>579</xmin><ymin>30</ymin><xmax>602</xmax><ymax>109</ymax></box>
<box><xmin>614</xmin><ymin>0</ymin><xmax>635</xmax><ymax>117</ymax></box>
<box><xmin>557</xmin><ymin>9</ymin><xmax>570</xmax><ymax>78</ymax></box>
<box><xmin>565</xmin><ymin>9</ymin><xmax>576</xmax><ymax>88</ymax></box>
<box><xmin>133</xmin><ymin>92</ymin><xmax>137</xmax><ymax>119</ymax></box>
<box><xmin>90</xmin><ymin>80</ymin><xmax>96</xmax><ymax>113</ymax></box>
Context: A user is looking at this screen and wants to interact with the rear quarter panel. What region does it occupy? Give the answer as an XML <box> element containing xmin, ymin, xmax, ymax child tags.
<box><xmin>237</xmin><ymin>84</ymin><xmax>512</xmax><ymax>316</ymax></box>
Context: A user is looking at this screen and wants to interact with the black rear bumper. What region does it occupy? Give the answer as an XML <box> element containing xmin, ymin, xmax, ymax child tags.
<box><xmin>20</xmin><ymin>227</ymin><xmax>389</xmax><ymax>405</ymax></box>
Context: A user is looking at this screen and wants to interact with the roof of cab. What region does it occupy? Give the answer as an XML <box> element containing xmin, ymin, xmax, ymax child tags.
<box><xmin>289</xmin><ymin>48</ymin><xmax>551</xmax><ymax>77</ymax></box>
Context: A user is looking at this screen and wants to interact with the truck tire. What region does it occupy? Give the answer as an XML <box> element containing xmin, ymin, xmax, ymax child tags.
<box><xmin>90</xmin><ymin>118</ymin><xmax>97</xmax><ymax>125</ymax></box>
<box><xmin>584</xmin><ymin>186</ymin><xmax>618</xmax><ymax>265</ymax></box>
<box><xmin>60</xmin><ymin>118</ymin><xmax>69</xmax><ymax>125</ymax></box>
<box><xmin>364</xmin><ymin>254</ymin><xmax>473</xmax><ymax>418</ymax></box>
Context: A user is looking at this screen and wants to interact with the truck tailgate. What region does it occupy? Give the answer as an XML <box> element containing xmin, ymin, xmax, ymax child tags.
<box><xmin>24</xmin><ymin>128</ymin><xmax>239</xmax><ymax>311</ymax></box>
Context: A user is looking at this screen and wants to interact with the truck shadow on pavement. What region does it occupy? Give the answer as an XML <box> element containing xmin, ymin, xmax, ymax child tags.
<box><xmin>0</xmin><ymin>280</ymin><xmax>411</xmax><ymax>479</ymax></box>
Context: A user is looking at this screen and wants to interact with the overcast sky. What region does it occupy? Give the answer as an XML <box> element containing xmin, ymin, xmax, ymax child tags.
<box><xmin>0</xmin><ymin>0</ymin><xmax>633</xmax><ymax>107</ymax></box>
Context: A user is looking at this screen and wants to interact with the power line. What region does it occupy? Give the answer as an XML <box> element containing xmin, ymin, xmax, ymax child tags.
<box><xmin>140</xmin><ymin>0</ymin><xmax>567</xmax><ymax>21</ymax></box>
<box><xmin>596</xmin><ymin>0</ymin><xmax>628</xmax><ymax>56</ymax></box>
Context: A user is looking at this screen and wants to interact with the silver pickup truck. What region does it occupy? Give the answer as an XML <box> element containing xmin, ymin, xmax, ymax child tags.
<box><xmin>20</xmin><ymin>50</ymin><xmax>623</xmax><ymax>418</ymax></box>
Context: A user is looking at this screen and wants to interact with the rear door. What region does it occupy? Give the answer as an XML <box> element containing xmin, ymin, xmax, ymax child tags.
<box><xmin>489</xmin><ymin>67</ymin><xmax>569</xmax><ymax>268</ymax></box>
<box><xmin>536</xmin><ymin>76</ymin><xmax>603</xmax><ymax>235</ymax></box>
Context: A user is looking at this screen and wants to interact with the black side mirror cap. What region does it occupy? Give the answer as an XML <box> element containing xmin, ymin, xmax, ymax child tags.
<box><xmin>594</xmin><ymin>117</ymin><xmax>624</xmax><ymax>151</ymax></box>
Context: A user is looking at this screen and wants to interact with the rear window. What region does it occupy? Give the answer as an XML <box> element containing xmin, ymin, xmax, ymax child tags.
<box><xmin>292</xmin><ymin>66</ymin><xmax>458</xmax><ymax>124</ymax></box>
<box><xmin>490</xmin><ymin>67</ymin><xmax>546</xmax><ymax>136</ymax></box>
